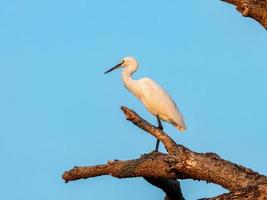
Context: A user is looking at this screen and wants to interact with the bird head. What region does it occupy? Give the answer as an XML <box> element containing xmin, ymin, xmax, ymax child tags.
<box><xmin>104</xmin><ymin>56</ymin><xmax>138</xmax><ymax>74</ymax></box>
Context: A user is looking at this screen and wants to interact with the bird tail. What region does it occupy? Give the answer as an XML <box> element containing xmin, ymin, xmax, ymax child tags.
<box><xmin>174</xmin><ymin>124</ymin><xmax>186</xmax><ymax>132</ymax></box>
<box><xmin>171</xmin><ymin>121</ymin><xmax>187</xmax><ymax>132</ymax></box>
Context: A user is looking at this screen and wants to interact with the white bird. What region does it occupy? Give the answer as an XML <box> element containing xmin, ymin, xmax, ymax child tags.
<box><xmin>105</xmin><ymin>56</ymin><xmax>186</xmax><ymax>151</ymax></box>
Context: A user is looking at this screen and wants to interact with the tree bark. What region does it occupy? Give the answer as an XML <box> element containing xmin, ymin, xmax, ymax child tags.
<box><xmin>202</xmin><ymin>183</ymin><xmax>267</xmax><ymax>200</ymax></box>
<box><xmin>222</xmin><ymin>0</ymin><xmax>267</xmax><ymax>29</ymax></box>
<box><xmin>62</xmin><ymin>106</ymin><xmax>267</xmax><ymax>199</ymax></box>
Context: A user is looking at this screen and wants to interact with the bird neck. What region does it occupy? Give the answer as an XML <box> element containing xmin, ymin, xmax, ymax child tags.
<box><xmin>121</xmin><ymin>66</ymin><xmax>138</xmax><ymax>94</ymax></box>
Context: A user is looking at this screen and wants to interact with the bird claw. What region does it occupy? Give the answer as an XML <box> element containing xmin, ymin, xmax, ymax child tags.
<box><xmin>149</xmin><ymin>150</ymin><xmax>161</xmax><ymax>154</ymax></box>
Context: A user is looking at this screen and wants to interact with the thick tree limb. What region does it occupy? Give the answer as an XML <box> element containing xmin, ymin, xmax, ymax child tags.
<box><xmin>62</xmin><ymin>106</ymin><xmax>267</xmax><ymax>199</ymax></box>
<box><xmin>120</xmin><ymin>107</ymin><xmax>267</xmax><ymax>191</ymax></box>
<box><xmin>202</xmin><ymin>183</ymin><xmax>267</xmax><ymax>200</ymax></box>
<box><xmin>222</xmin><ymin>0</ymin><xmax>267</xmax><ymax>29</ymax></box>
<box><xmin>63</xmin><ymin>153</ymin><xmax>177</xmax><ymax>182</ymax></box>
<box><xmin>63</xmin><ymin>152</ymin><xmax>184</xmax><ymax>200</ymax></box>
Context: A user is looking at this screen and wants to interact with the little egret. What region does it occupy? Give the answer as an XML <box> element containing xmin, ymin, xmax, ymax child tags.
<box><xmin>104</xmin><ymin>57</ymin><xmax>186</xmax><ymax>151</ymax></box>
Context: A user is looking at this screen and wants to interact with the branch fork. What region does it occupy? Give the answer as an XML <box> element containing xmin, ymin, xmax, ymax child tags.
<box><xmin>62</xmin><ymin>106</ymin><xmax>267</xmax><ymax>199</ymax></box>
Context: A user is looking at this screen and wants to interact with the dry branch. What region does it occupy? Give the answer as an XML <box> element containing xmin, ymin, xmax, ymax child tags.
<box><xmin>222</xmin><ymin>0</ymin><xmax>267</xmax><ymax>28</ymax></box>
<box><xmin>62</xmin><ymin>152</ymin><xmax>184</xmax><ymax>200</ymax></box>
<box><xmin>62</xmin><ymin>106</ymin><xmax>267</xmax><ymax>199</ymax></box>
<box><xmin>121</xmin><ymin>106</ymin><xmax>179</xmax><ymax>155</ymax></box>
<box><xmin>120</xmin><ymin>107</ymin><xmax>267</xmax><ymax>191</ymax></box>
<box><xmin>202</xmin><ymin>183</ymin><xmax>267</xmax><ymax>200</ymax></box>
<box><xmin>63</xmin><ymin>152</ymin><xmax>177</xmax><ymax>182</ymax></box>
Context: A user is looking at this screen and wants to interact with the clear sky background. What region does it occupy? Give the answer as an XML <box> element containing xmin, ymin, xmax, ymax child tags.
<box><xmin>0</xmin><ymin>0</ymin><xmax>267</xmax><ymax>199</ymax></box>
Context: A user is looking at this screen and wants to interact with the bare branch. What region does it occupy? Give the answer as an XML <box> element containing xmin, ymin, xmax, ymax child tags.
<box><xmin>120</xmin><ymin>106</ymin><xmax>267</xmax><ymax>191</ymax></box>
<box><xmin>63</xmin><ymin>152</ymin><xmax>185</xmax><ymax>199</ymax></box>
<box><xmin>222</xmin><ymin>0</ymin><xmax>267</xmax><ymax>29</ymax></box>
<box><xmin>62</xmin><ymin>152</ymin><xmax>177</xmax><ymax>183</ymax></box>
<box><xmin>62</xmin><ymin>107</ymin><xmax>267</xmax><ymax>199</ymax></box>
<box><xmin>202</xmin><ymin>183</ymin><xmax>267</xmax><ymax>200</ymax></box>
<box><xmin>121</xmin><ymin>106</ymin><xmax>182</xmax><ymax>154</ymax></box>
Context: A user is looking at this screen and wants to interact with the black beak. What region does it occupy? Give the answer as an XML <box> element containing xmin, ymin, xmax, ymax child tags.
<box><xmin>104</xmin><ymin>61</ymin><xmax>124</xmax><ymax>74</ymax></box>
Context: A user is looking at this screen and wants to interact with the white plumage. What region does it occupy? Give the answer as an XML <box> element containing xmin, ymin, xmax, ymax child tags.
<box><xmin>105</xmin><ymin>56</ymin><xmax>186</xmax><ymax>132</ymax></box>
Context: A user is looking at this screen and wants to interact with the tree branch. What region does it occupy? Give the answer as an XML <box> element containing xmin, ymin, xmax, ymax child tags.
<box><xmin>62</xmin><ymin>152</ymin><xmax>184</xmax><ymax>200</ymax></box>
<box><xmin>63</xmin><ymin>152</ymin><xmax>177</xmax><ymax>182</ymax></box>
<box><xmin>202</xmin><ymin>183</ymin><xmax>267</xmax><ymax>200</ymax></box>
<box><xmin>120</xmin><ymin>107</ymin><xmax>267</xmax><ymax>191</ymax></box>
<box><xmin>121</xmin><ymin>106</ymin><xmax>180</xmax><ymax>155</ymax></box>
<box><xmin>62</xmin><ymin>106</ymin><xmax>267</xmax><ymax>199</ymax></box>
<box><xmin>222</xmin><ymin>0</ymin><xmax>267</xmax><ymax>29</ymax></box>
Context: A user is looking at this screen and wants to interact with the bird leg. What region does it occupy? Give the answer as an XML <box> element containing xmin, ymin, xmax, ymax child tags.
<box><xmin>155</xmin><ymin>115</ymin><xmax>163</xmax><ymax>152</ymax></box>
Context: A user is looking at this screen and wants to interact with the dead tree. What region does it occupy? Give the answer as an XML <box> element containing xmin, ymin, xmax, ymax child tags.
<box><xmin>222</xmin><ymin>0</ymin><xmax>267</xmax><ymax>29</ymax></box>
<box><xmin>62</xmin><ymin>107</ymin><xmax>267</xmax><ymax>199</ymax></box>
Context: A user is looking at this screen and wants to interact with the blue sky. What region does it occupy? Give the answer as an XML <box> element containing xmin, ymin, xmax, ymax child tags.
<box><xmin>0</xmin><ymin>0</ymin><xmax>267</xmax><ymax>199</ymax></box>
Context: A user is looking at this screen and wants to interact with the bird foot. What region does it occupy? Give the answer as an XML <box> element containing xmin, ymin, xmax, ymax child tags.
<box><xmin>149</xmin><ymin>149</ymin><xmax>161</xmax><ymax>154</ymax></box>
